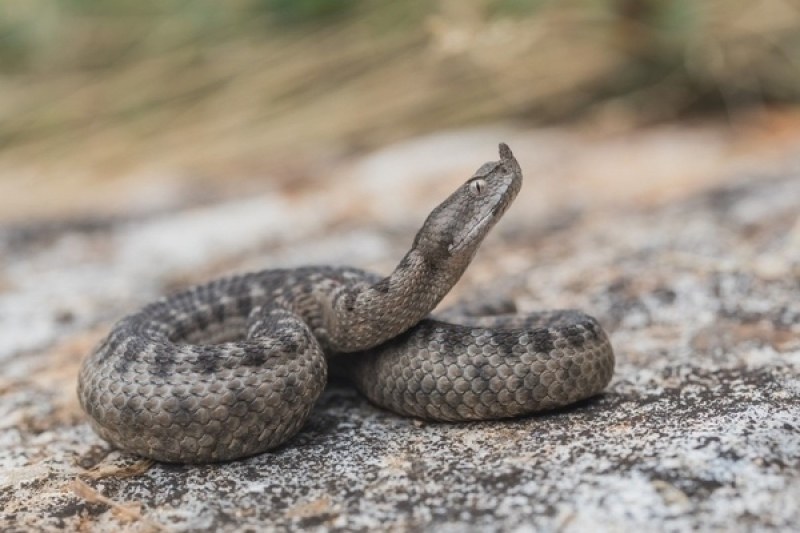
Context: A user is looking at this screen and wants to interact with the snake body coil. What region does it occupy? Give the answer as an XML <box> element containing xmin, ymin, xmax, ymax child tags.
<box><xmin>78</xmin><ymin>144</ymin><xmax>614</xmax><ymax>463</ymax></box>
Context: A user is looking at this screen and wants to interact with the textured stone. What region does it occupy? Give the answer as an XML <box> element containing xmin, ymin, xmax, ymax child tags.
<box><xmin>1</xmin><ymin>125</ymin><xmax>799</xmax><ymax>531</ymax></box>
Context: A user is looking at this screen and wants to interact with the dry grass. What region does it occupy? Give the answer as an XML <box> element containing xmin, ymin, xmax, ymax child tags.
<box><xmin>0</xmin><ymin>0</ymin><xmax>798</xmax><ymax>219</ymax></box>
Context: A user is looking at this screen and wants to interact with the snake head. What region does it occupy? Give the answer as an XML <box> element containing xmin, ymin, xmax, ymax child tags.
<box><xmin>413</xmin><ymin>143</ymin><xmax>523</xmax><ymax>260</ymax></box>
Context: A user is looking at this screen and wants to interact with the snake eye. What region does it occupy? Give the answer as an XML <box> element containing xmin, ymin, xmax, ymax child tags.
<box><xmin>469</xmin><ymin>179</ymin><xmax>486</xmax><ymax>196</ymax></box>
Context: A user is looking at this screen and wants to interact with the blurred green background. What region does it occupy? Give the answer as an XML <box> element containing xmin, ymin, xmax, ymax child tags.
<box><xmin>1</xmin><ymin>0</ymin><xmax>799</xmax><ymax>218</ymax></box>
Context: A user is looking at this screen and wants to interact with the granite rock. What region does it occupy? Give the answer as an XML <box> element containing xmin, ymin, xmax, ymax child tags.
<box><xmin>0</xmin><ymin>125</ymin><xmax>798</xmax><ymax>532</ymax></box>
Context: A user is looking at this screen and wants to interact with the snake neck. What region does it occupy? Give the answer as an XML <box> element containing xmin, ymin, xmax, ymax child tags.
<box><xmin>321</xmin><ymin>249</ymin><xmax>470</xmax><ymax>352</ymax></box>
<box><xmin>317</xmin><ymin>144</ymin><xmax>521</xmax><ymax>353</ymax></box>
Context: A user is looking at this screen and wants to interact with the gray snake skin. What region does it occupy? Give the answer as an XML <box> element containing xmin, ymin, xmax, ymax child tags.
<box><xmin>78</xmin><ymin>144</ymin><xmax>614</xmax><ymax>463</ymax></box>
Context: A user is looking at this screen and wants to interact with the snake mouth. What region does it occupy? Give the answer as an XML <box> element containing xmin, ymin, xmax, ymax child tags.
<box><xmin>448</xmin><ymin>212</ymin><xmax>493</xmax><ymax>254</ymax></box>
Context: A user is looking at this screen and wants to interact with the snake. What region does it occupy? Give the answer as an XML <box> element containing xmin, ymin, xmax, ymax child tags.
<box><xmin>77</xmin><ymin>143</ymin><xmax>615</xmax><ymax>463</ymax></box>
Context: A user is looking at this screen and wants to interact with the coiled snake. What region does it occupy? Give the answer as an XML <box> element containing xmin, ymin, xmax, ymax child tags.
<box><xmin>78</xmin><ymin>144</ymin><xmax>614</xmax><ymax>463</ymax></box>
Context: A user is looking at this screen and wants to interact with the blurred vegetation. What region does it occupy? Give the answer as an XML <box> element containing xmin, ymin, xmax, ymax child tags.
<box><xmin>1</xmin><ymin>0</ymin><xmax>799</xmax><ymax>157</ymax></box>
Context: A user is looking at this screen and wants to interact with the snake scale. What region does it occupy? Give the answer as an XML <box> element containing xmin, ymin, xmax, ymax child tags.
<box><xmin>78</xmin><ymin>144</ymin><xmax>614</xmax><ymax>463</ymax></box>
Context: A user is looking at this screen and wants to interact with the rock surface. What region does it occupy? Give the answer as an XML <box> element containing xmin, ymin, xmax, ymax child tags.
<box><xmin>1</xmin><ymin>124</ymin><xmax>799</xmax><ymax>532</ymax></box>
